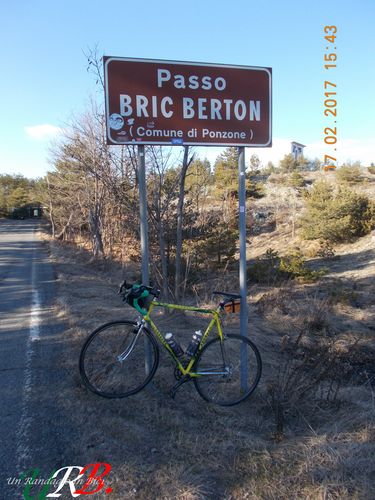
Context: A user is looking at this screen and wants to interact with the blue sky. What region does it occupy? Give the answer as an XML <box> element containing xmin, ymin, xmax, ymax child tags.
<box><xmin>0</xmin><ymin>0</ymin><xmax>374</xmax><ymax>178</ymax></box>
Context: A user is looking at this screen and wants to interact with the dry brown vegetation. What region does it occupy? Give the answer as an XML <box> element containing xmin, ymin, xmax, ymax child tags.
<box><xmin>31</xmin><ymin>162</ymin><xmax>375</xmax><ymax>499</ymax></box>
<box><xmin>41</xmin><ymin>193</ymin><xmax>375</xmax><ymax>499</ymax></box>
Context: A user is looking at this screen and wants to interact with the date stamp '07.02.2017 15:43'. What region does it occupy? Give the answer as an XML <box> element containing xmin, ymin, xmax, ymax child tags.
<box><xmin>323</xmin><ymin>25</ymin><xmax>338</xmax><ymax>172</ymax></box>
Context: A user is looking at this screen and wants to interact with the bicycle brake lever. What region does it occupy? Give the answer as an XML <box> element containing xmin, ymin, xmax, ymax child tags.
<box><xmin>118</xmin><ymin>280</ymin><xmax>127</xmax><ymax>295</ymax></box>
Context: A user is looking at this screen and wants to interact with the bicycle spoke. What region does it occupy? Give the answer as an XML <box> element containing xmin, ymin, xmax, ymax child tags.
<box><xmin>79</xmin><ymin>321</ymin><xmax>159</xmax><ymax>398</ymax></box>
<box><xmin>193</xmin><ymin>334</ymin><xmax>262</xmax><ymax>406</ymax></box>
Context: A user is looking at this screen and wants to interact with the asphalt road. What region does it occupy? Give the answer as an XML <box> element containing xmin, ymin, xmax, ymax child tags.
<box><xmin>0</xmin><ymin>219</ymin><xmax>70</xmax><ymax>499</ymax></box>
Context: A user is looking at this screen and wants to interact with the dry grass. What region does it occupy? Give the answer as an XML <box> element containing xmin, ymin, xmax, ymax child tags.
<box><xmin>41</xmin><ymin>231</ymin><xmax>375</xmax><ymax>499</ymax></box>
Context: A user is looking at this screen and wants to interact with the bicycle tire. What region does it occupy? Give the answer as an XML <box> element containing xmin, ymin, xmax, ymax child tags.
<box><xmin>79</xmin><ymin>320</ymin><xmax>159</xmax><ymax>398</ymax></box>
<box><xmin>193</xmin><ymin>334</ymin><xmax>262</xmax><ymax>406</ymax></box>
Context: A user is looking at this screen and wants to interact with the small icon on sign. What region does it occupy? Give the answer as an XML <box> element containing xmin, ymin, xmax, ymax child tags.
<box><xmin>109</xmin><ymin>113</ymin><xmax>124</xmax><ymax>130</ymax></box>
<box><xmin>147</xmin><ymin>121</ymin><xmax>155</xmax><ymax>128</ymax></box>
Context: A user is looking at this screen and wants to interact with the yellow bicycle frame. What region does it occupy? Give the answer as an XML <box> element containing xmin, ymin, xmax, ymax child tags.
<box><xmin>142</xmin><ymin>300</ymin><xmax>225</xmax><ymax>377</ymax></box>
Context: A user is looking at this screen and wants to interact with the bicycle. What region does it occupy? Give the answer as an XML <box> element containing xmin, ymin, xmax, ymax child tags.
<box><xmin>79</xmin><ymin>281</ymin><xmax>262</xmax><ymax>406</ymax></box>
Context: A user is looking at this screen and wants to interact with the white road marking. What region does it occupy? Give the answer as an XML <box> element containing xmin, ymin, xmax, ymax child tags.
<box><xmin>16</xmin><ymin>239</ymin><xmax>40</xmax><ymax>474</ymax></box>
<box><xmin>30</xmin><ymin>257</ymin><xmax>41</xmax><ymax>342</ymax></box>
<box><xmin>15</xmin><ymin>344</ymin><xmax>33</xmax><ymax>474</ymax></box>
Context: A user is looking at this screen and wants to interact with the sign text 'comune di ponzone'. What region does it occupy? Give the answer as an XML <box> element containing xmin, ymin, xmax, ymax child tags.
<box><xmin>104</xmin><ymin>57</ymin><xmax>272</xmax><ymax>147</ymax></box>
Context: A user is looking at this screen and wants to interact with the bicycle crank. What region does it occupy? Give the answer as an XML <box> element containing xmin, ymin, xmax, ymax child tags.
<box><xmin>170</xmin><ymin>376</ymin><xmax>191</xmax><ymax>399</ymax></box>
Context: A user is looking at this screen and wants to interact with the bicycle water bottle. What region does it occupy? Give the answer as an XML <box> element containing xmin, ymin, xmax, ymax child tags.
<box><xmin>186</xmin><ymin>330</ymin><xmax>203</xmax><ymax>358</ymax></box>
<box><xmin>164</xmin><ymin>333</ymin><xmax>184</xmax><ymax>358</ymax></box>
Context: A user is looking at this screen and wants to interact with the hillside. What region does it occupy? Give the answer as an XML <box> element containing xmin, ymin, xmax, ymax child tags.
<box><xmin>39</xmin><ymin>169</ymin><xmax>375</xmax><ymax>498</ymax></box>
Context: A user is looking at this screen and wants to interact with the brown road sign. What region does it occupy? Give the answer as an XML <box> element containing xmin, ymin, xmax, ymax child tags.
<box><xmin>104</xmin><ymin>57</ymin><xmax>272</xmax><ymax>147</ymax></box>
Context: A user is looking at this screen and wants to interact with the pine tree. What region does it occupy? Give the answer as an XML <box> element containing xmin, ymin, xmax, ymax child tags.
<box><xmin>185</xmin><ymin>158</ymin><xmax>212</xmax><ymax>207</ymax></box>
<box><xmin>213</xmin><ymin>147</ymin><xmax>238</xmax><ymax>200</ymax></box>
<box><xmin>264</xmin><ymin>161</ymin><xmax>276</xmax><ymax>175</ymax></box>
<box><xmin>336</xmin><ymin>163</ymin><xmax>362</xmax><ymax>184</ymax></box>
<box><xmin>279</xmin><ymin>154</ymin><xmax>298</xmax><ymax>173</ymax></box>
<box><xmin>288</xmin><ymin>171</ymin><xmax>305</xmax><ymax>189</ymax></box>
<box><xmin>0</xmin><ymin>174</ymin><xmax>37</xmax><ymax>216</ymax></box>
<box><xmin>300</xmin><ymin>180</ymin><xmax>374</xmax><ymax>242</ymax></box>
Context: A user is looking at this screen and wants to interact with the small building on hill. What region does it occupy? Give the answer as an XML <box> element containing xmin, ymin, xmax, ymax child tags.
<box><xmin>291</xmin><ymin>141</ymin><xmax>306</xmax><ymax>160</ymax></box>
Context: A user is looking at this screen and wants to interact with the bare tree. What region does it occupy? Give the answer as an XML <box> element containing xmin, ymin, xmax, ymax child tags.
<box><xmin>175</xmin><ymin>146</ymin><xmax>195</xmax><ymax>300</ymax></box>
<box><xmin>146</xmin><ymin>146</ymin><xmax>181</xmax><ymax>297</ymax></box>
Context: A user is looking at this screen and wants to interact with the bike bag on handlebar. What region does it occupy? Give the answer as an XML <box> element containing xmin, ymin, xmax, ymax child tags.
<box><xmin>121</xmin><ymin>283</ymin><xmax>157</xmax><ymax>316</ymax></box>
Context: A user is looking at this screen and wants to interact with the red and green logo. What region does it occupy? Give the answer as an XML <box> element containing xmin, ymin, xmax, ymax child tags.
<box><xmin>20</xmin><ymin>462</ymin><xmax>112</xmax><ymax>498</ymax></box>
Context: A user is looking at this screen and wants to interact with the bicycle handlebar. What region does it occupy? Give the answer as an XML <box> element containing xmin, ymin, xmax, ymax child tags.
<box><xmin>118</xmin><ymin>281</ymin><xmax>161</xmax><ymax>316</ymax></box>
<box><xmin>118</xmin><ymin>280</ymin><xmax>160</xmax><ymax>298</ymax></box>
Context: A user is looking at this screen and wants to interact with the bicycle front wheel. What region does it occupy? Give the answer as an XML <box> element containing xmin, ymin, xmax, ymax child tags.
<box><xmin>79</xmin><ymin>321</ymin><xmax>159</xmax><ymax>398</ymax></box>
<box><xmin>193</xmin><ymin>334</ymin><xmax>262</xmax><ymax>406</ymax></box>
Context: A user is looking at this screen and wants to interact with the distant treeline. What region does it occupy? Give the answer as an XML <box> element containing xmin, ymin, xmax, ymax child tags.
<box><xmin>0</xmin><ymin>174</ymin><xmax>43</xmax><ymax>218</ymax></box>
<box><xmin>3</xmin><ymin>105</ymin><xmax>374</xmax><ymax>298</ymax></box>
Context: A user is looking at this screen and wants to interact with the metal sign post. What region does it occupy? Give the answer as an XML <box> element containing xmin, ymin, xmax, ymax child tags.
<box><xmin>137</xmin><ymin>145</ymin><xmax>153</xmax><ymax>374</ymax></box>
<box><xmin>238</xmin><ymin>147</ymin><xmax>249</xmax><ymax>391</ymax></box>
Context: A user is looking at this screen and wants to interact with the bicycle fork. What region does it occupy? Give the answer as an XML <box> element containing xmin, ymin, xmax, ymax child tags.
<box><xmin>117</xmin><ymin>321</ymin><xmax>144</xmax><ymax>363</ymax></box>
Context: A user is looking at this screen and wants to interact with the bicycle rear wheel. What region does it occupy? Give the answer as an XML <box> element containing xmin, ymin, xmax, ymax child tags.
<box><xmin>193</xmin><ymin>334</ymin><xmax>262</xmax><ymax>406</ymax></box>
<box><xmin>79</xmin><ymin>320</ymin><xmax>159</xmax><ymax>398</ymax></box>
